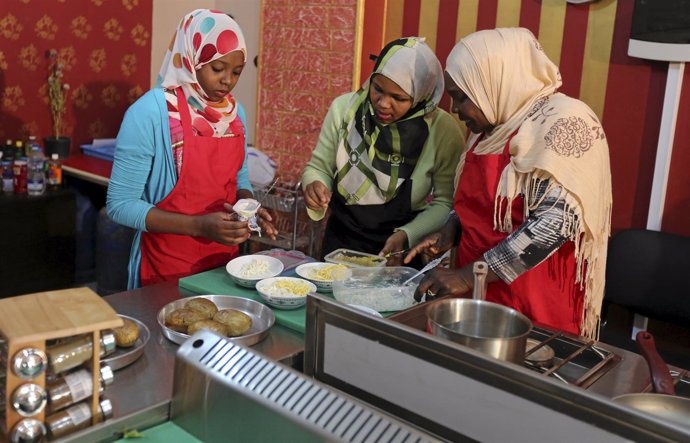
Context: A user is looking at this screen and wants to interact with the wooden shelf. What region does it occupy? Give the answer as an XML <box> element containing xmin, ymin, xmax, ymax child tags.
<box><xmin>0</xmin><ymin>287</ymin><xmax>122</xmax><ymax>439</ymax></box>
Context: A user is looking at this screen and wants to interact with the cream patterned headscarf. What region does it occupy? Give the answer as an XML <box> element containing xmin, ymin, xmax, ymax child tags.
<box><xmin>446</xmin><ymin>28</ymin><xmax>612</xmax><ymax>339</ymax></box>
<box><xmin>157</xmin><ymin>9</ymin><xmax>246</xmax><ymax>137</ymax></box>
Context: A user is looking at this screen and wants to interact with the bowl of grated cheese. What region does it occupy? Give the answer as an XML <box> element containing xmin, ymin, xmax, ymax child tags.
<box><xmin>255</xmin><ymin>276</ymin><xmax>316</xmax><ymax>309</ymax></box>
<box><xmin>226</xmin><ymin>255</ymin><xmax>284</xmax><ymax>288</ymax></box>
<box><xmin>295</xmin><ymin>262</ymin><xmax>351</xmax><ymax>292</ymax></box>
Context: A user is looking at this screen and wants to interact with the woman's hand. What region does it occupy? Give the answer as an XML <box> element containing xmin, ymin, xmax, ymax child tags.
<box><xmin>379</xmin><ymin>231</ymin><xmax>408</xmax><ymax>266</ymax></box>
<box><xmin>304</xmin><ymin>181</ymin><xmax>331</xmax><ymax>211</ymax></box>
<box><xmin>414</xmin><ymin>267</ymin><xmax>473</xmax><ymax>302</ymax></box>
<box><xmin>197</xmin><ymin>210</ymin><xmax>251</xmax><ymax>246</ymax></box>
<box><xmin>404</xmin><ymin>225</ymin><xmax>456</xmax><ymax>266</ymax></box>
<box><xmin>255</xmin><ymin>207</ymin><xmax>278</xmax><ymax>240</ymax></box>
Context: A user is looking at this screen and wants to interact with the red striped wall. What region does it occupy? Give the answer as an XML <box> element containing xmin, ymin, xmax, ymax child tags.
<box><xmin>359</xmin><ymin>0</ymin><xmax>690</xmax><ymax>237</ymax></box>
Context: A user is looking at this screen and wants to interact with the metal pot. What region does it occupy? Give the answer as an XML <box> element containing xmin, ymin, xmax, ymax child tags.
<box><xmin>426</xmin><ymin>262</ymin><xmax>533</xmax><ymax>364</ymax></box>
<box><xmin>613</xmin><ymin>331</ymin><xmax>690</xmax><ymax>429</ymax></box>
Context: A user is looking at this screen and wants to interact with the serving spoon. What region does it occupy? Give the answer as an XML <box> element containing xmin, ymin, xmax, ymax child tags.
<box><xmin>402</xmin><ymin>250</ymin><xmax>451</xmax><ymax>286</ymax></box>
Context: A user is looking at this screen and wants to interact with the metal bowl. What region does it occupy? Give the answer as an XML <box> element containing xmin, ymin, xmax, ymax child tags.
<box><xmin>157</xmin><ymin>295</ymin><xmax>275</xmax><ymax>346</ymax></box>
<box><xmin>427</xmin><ymin>299</ymin><xmax>532</xmax><ymax>364</ymax></box>
<box><xmin>102</xmin><ymin>315</ymin><xmax>150</xmax><ymax>371</ymax></box>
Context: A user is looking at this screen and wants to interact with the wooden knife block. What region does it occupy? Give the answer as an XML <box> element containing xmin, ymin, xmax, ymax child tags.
<box><xmin>0</xmin><ymin>287</ymin><xmax>122</xmax><ymax>440</ymax></box>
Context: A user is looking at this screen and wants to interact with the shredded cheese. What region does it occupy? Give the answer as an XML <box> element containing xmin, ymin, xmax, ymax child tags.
<box><xmin>308</xmin><ymin>264</ymin><xmax>348</xmax><ymax>281</ymax></box>
<box><xmin>239</xmin><ymin>259</ymin><xmax>270</xmax><ymax>278</ymax></box>
<box><xmin>263</xmin><ymin>280</ymin><xmax>311</xmax><ymax>297</ymax></box>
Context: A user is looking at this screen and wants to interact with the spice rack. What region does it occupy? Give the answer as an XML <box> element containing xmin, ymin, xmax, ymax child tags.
<box><xmin>251</xmin><ymin>179</ymin><xmax>324</xmax><ymax>258</ymax></box>
<box><xmin>0</xmin><ymin>287</ymin><xmax>122</xmax><ymax>440</ymax></box>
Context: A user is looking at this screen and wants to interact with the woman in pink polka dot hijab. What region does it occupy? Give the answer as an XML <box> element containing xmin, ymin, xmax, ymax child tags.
<box><xmin>159</xmin><ymin>9</ymin><xmax>247</xmax><ymax>139</ymax></box>
<box><xmin>108</xmin><ymin>9</ymin><xmax>277</xmax><ymax>289</ymax></box>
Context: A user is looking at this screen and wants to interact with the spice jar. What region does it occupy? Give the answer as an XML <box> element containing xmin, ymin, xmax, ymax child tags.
<box><xmin>11</xmin><ymin>383</ymin><xmax>47</xmax><ymax>417</ymax></box>
<box><xmin>45</xmin><ymin>398</ymin><xmax>113</xmax><ymax>440</ymax></box>
<box><xmin>46</xmin><ymin>331</ymin><xmax>116</xmax><ymax>374</ymax></box>
<box><xmin>46</xmin><ymin>365</ymin><xmax>114</xmax><ymax>413</ymax></box>
<box><xmin>11</xmin><ymin>348</ymin><xmax>47</xmax><ymax>380</ymax></box>
<box><xmin>10</xmin><ymin>418</ymin><xmax>46</xmax><ymax>443</ymax></box>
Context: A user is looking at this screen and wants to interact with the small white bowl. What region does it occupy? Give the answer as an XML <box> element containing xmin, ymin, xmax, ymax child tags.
<box><xmin>226</xmin><ymin>255</ymin><xmax>284</xmax><ymax>288</ymax></box>
<box><xmin>295</xmin><ymin>262</ymin><xmax>351</xmax><ymax>292</ymax></box>
<box><xmin>255</xmin><ymin>276</ymin><xmax>316</xmax><ymax>310</ymax></box>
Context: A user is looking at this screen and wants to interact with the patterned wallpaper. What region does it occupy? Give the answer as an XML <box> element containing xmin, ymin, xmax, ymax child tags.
<box><xmin>257</xmin><ymin>0</ymin><xmax>358</xmax><ymax>182</ymax></box>
<box><xmin>0</xmin><ymin>0</ymin><xmax>152</xmax><ymax>153</ymax></box>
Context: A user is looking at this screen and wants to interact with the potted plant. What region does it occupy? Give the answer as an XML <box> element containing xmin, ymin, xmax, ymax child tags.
<box><xmin>44</xmin><ymin>49</ymin><xmax>71</xmax><ymax>158</ymax></box>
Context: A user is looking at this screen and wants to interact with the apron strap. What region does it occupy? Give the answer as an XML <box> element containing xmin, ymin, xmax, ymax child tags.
<box><xmin>175</xmin><ymin>87</ymin><xmax>194</xmax><ymax>139</ymax></box>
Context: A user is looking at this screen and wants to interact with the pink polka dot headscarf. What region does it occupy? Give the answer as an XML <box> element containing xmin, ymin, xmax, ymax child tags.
<box><xmin>158</xmin><ymin>9</ymin><xmax>247</xmax><ymax>137</ymax></box>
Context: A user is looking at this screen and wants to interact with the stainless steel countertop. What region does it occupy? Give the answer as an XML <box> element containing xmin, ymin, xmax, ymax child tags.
<box><xmin>57</xmin><ymin>282</ymin><xmax>685</xmax><ymax>442</ymax></box>
<box><xmin>61</xmin><ymin>281</ymin><xmax>305</xmax><ymax>442</ymax></box>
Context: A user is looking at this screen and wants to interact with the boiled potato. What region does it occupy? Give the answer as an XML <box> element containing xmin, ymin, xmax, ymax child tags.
<box><xmin>188</xmin><ymin>319</ymin><xmax>229</xmax><ymax>336</ymax></box>
<box><xmin>165</xmin><ymin>308</ymin><xmax>207</xmax><ymax>333</ymax></box>
<box><xmin>113</xmin><ymin>317</ymin><xmax>140</xmax><ymax>347</ymax></box>
<box><xmin>213</xmin><ymin>309</ymin><xmax>252</xmax><ymax>337</ymax></box>
<box><xmin>185</xmin><ymin>298</ymin><xmax>218</xmax><ymax>319</ymax></box>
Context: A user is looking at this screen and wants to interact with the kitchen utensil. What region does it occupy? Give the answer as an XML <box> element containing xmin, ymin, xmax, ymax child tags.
<box><xmin>426</xmin><ymin>261</ymin><xmax>532</xmax><ymax>364</ymax></box>
<box><xmin>158</xmin><ymin>295</ymin><xmax>275</xmax><ymax>346</ymax></box>
<box><xmin>402</xmin><ymin>250</ymin><xmax>450</xmax><ymax>286</ymax></box>
<box><xmin>384</xmin><ymin>249</ymin><xmax>409</xmax><ymax>258</ymax></box>
<box><xmin>613</xmin><ymin>331</ymin><xmax>690</xmax><ymax>428</ymax></box>
<box><xmin>332</xmin><ymin>266</ymin><xmax>424</xmax><ymax>312</ymax></box>
<box><xmin>471</xmin><ymin>261</ymin><xmax>488</xmax><ymax>301</ymax></box>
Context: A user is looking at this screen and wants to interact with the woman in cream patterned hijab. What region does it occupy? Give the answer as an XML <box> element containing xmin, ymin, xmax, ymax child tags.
<box><xmin>408</xmin><ymin>28</ymin><xmax>612</xmax><ymax>339</ymax></box>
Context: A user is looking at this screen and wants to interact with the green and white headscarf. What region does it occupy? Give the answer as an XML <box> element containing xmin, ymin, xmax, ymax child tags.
<box><xmin>335</xmin><ymin>37</ymin><xmax>444</xmax><ymax>205</ymax></box>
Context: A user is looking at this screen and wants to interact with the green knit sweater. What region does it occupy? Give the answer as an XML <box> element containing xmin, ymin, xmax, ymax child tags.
<box><xmin>301</xmin><ymin>92</ymin><xmax>465</xmax><ymax>247</ymax></box>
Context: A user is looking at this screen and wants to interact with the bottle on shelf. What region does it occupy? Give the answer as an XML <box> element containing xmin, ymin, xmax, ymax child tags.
<box><xmin>27</xmin><ymin>145</ymin><xmax>46</xmax><ymax>196</ymax></box>
<box><xmin>47</xmin><ymin>153</ymin><xmax>63</xmax><ymax>189</ymax></box>
<box><xmin>0</xmin><ymin>153</ymin><xmax>12</xmax><ymax>193</ymax></box>
<box><xmin>3</xmin><ymin>138</ymin><xmax>14</xmax><ymax>162</ymax></box>
<box><xmin>44</xmin><ymin>398</ymin><xmax>113</xmax><ymax>440</ymax></box>
<box><xmin>14</xmin><ymin>140</ymin><xmax>24</xmax><ymax>159</ymax></box>
<box><xmin>27</xmin><ymin>135</ymin><xmax>39</xmax><ymax>152</ymax></box>
<box><xmin>13</xmin><ymin>157</ymin><xmax>27</xmax><ymax>194</ymax></box>
<box><xmin>46</xmin><ymin>365</ymin><xmax>114</xmax><ymax>413</ymax></box>
<box><xmin>45</xmin><ymin>331</ymin><xmax>116</xmax><ymax>375</ymax></box>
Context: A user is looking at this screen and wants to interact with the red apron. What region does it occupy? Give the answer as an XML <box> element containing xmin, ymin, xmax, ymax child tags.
<box><xmin>454</xmin><ymin>133</ymin><xmax>584</xmax><ymax>335</ymax></box>
<box><xmin>140</xmin><ymin>88</ymin><xmax>244</xmax><ymax>286</ymax></box>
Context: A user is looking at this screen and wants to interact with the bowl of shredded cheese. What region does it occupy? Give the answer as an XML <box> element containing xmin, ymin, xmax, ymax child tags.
<box><xmin>295</xmin><ymin>262</ymin><xmax>350</xmax><ymax>292</ymax></box>
<box><xmin>226</xmin><ymin>255</ymin><xmax>284</xmax><ymax>288</ymax></box>
<box><xmin>255</xmin><ymin>276</ymin><xmax>316</xmax><ymax>309</ymax></box>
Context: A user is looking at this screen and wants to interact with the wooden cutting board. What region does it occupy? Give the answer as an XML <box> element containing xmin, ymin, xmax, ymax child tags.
<box><xmin>178</xmin><ymin>266</ymin><xmax>334</xmax><ymax>334</ymax></box>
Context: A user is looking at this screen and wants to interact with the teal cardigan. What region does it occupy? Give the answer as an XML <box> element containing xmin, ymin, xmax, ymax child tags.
<box><xmin>106</xmin><ymin>87</ymin><xmax>252</xmax><ymax>289</ymax></box>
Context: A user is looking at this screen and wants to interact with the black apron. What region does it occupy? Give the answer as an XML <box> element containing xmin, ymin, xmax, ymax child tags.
<box><xmin>321</xmin><ymin>179</ymin><xmax>418</xmax><ymax>259</ymax></box>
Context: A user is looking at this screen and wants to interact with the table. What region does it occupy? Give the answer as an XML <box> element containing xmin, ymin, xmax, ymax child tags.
<box><xmin>0</xmin><ymin>188</ymin><xmax>76</xmax><ymax>297</ymax></box>
<box><xmin>62</xmin><ymin>153</ymin><xmax>111</xmax><ymax>186</ymax></box>
<box><xmin>61</xmin><ymin>282</ymin><xmax>304</xmax><ymax>442</ymax></box>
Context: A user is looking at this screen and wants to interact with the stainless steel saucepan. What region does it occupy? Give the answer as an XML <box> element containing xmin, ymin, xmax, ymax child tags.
<box><xmin>426</xmin><ymin>261</ymin><xmax>533</xmax><ymax>364</ymax></box>
<box><xmin>613</xmin><ymin>331</ymin><xmax>690</xmax><ymax>429</ymax></box>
